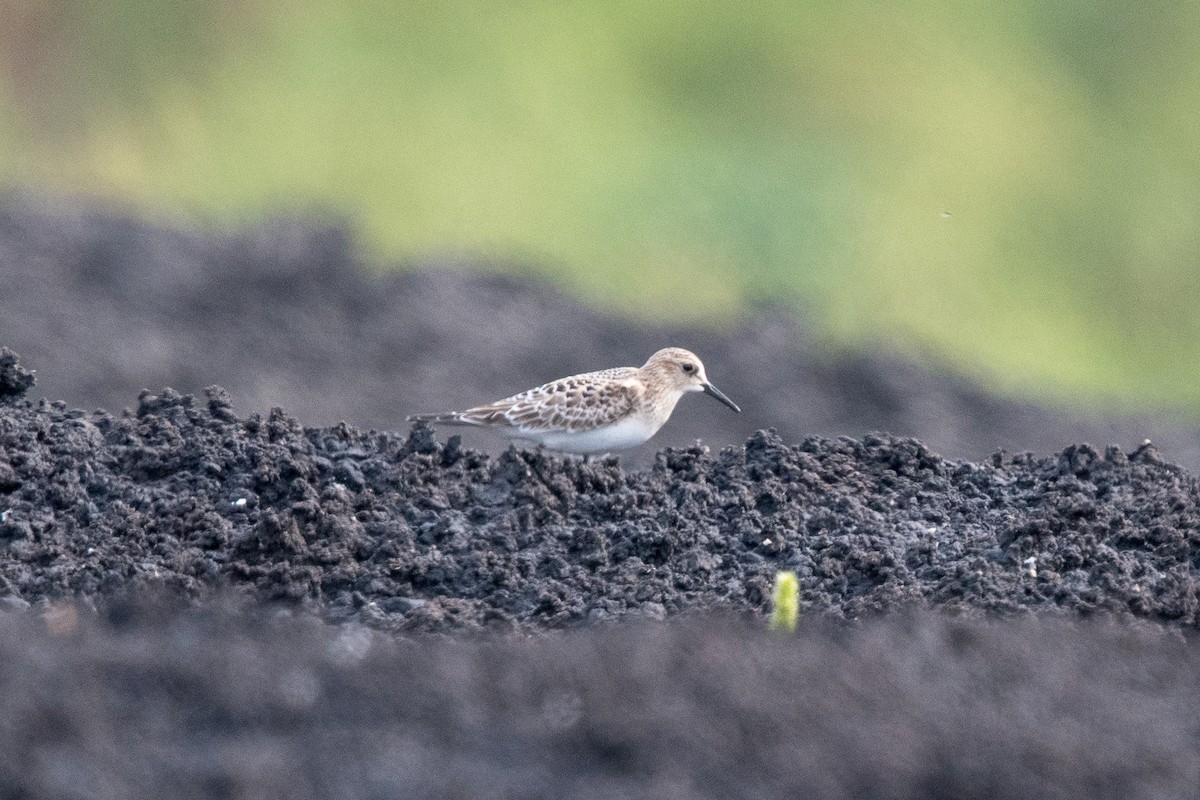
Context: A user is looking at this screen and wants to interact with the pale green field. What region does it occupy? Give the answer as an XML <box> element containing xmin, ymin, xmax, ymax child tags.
<box><xmin>3</xmin><ymin>0</ymin><xmax>1199</xmax><ymax>413</ymax></box>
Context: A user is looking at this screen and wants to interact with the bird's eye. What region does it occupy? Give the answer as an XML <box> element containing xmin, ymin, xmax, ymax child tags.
<box><xmin>681</xmin><ymin>362</ymin><xmax>696</xmax><ymax>374</ymax></box>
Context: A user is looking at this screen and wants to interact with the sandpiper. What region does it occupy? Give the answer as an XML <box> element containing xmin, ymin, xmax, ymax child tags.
<box><xmin>407</xmin><ymin>347</ymin><xmax>740</xmax><ymax>455</ymax></box>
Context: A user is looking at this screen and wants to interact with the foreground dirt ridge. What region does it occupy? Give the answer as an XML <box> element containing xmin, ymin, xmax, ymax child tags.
<box><xmin>2</xmin><ymin>352</ymin><xmax>1198</xmax><ymax>633</ymax></box>
<box><xmin>2</xmin><ymin>600</ymin><xmax>1197</xmax><ymax>800</ymax></box>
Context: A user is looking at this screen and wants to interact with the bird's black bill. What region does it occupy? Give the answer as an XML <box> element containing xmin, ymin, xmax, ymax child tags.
<box><xmin>702</xmin><ymin>382</ymin><xmax>741</xmax><ymax>413</ymax></box>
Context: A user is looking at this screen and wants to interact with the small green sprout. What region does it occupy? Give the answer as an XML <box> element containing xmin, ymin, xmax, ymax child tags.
<box><xmin>769</xmin><ymin>571</ymin><xmax>799</xmax><ymax>632</ymax></box>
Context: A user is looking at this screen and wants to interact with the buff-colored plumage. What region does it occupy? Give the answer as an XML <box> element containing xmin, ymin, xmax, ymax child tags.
<box><xmin>407</xmin><ymin>347</ymin><xmax>739</xmax><ymax>455</ymax></box>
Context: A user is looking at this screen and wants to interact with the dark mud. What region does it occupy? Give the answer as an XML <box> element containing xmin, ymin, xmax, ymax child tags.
<box><xmin>2</xmin><ymin>383</ymin><xmax>1200</xmax><ymax>800</ymax></box>
<box><xmin>0</xmin><ymin>347</ymin><xmax>35</xmax><ymax>401</ymax></box>
<box><xmin>2</xmin><ymin>598</ymin><xmax>1198</xmax><ymax>800</ymax></box>
<box><xmin>2</xmin><ymin>356</ymin><xmax>1199</xmax><ymax>632</ymax></box>
<box><xmin>3</xmin><ymin>193</ymin><xmax>1200</xmax><ymax>469</ymax></box>
<box><xmin>4</xmin><ymin>197</ymin><xmax>1200</xmax><ymax>797</ymax></box>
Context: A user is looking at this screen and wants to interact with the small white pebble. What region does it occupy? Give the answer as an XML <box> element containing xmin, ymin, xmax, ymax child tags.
<box><xmin>926</xmin><ymin>527</ymin><xmax>937</xmax><ymax>534</ymax></box>
<box><xmin>232</xmin><ymin>498</ymin><xmax>247</xmax><ymax>508</ymax></box>
<box><xmin>762</xmin><ymin>538</ymin><xmax>772</xmax><ymax>547</ymax></box>
<box><xmin>0</xmin><ymin>509</ymin><xmax>8</xmax><ymax>522</ymax></box>
<box><xmin>1022</xmin><ymin>556</ymin><xmax>1037</xmax><ymax>578</ymax></box>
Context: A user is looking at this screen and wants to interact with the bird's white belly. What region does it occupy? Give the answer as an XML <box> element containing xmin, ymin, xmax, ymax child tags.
<box><xmin>510</xmin><ymin>415</ymin><xmax>659</xmax><ymax>454</ymax></box>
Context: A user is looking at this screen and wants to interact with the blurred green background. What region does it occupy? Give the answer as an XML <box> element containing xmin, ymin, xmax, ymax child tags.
<box><xmin>2</xmin><ymin>0</ymin><xmax>1199</xmax><ymax>413</ymax></box>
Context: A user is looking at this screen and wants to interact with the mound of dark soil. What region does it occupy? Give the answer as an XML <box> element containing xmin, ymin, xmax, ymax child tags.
<box><xmin>2</xmin><ymin>194</ymin><xmax>1199</xmax><ymax>469</ymax></box>
<box><xmin>4</xmin><ymin>195</ymin><xmax>1200</xmax><ymax>798</ymax></box>
<box><xmin>2</xmin><ymin>598</ymin><xmax>1196</xmax><ymax>800</ymax></box>
<box><xmin>2</xmin><ymin>351</ymin><xmax>1198</xmax><ymax>632</ymax></box>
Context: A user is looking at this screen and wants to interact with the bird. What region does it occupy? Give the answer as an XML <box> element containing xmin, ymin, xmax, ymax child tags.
<box><xmin>407</xmin><ymin>347</ymin><xmax>740</xmax><ymax>456</ymax></box>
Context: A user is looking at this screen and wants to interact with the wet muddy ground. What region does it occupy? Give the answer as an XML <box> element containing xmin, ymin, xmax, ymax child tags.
<box><xmin>2</xmin><ymin>198</ymin><xmax>1200</xmax><ymax>797</ymax></box>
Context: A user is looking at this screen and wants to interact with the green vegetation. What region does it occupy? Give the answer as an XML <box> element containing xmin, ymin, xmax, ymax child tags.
<box><xmin>3</xmin><ymin>0</ymin><xmax>1200</xmax><ymax>413</ymax></box>
<box><xmin>769</xmin><ymin>571</ymin><xmax>799</xmax><ymax>633</ymax></box>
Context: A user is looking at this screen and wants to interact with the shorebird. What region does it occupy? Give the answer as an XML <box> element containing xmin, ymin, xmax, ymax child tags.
<box><xmin>407</xmin><ymin>347</ymin><xmax>740</xmax><ymax>455</ymax></box>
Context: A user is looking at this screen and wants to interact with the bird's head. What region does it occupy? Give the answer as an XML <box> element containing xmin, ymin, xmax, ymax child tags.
<box><xmin>641</xmin><ymin>347</ymin><xmax>740</xmax><ymax>412</ymax></box>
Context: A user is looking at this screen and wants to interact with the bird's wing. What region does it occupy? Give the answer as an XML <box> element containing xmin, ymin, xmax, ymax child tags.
<box><xmin>443</xmin><ymin>367</ymin><xmax>642</xmax><ymax>433</ymax></box>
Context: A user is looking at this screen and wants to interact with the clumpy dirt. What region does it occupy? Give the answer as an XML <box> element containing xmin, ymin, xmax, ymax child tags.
<box><xmin>0</xmin><ymin>347</ymin><xmax>35</xmax><ymax>401</ymax></box>
<box><xmin>2</xmin><ymin>358</ymin><xmax>1199</xmax><ymax>632</ymax></box>
<box><xmin>4</xmin><ymin>196</ymin><xmax>1200</xmax><ymax>798</ymax></box>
